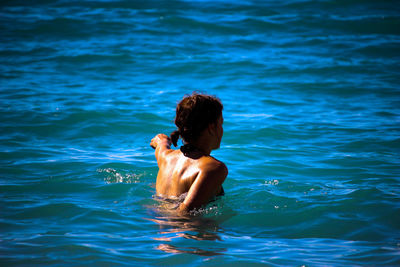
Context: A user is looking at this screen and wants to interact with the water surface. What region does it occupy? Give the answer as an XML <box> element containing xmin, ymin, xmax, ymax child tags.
<box><xmin>1</xmin><ymin>0</ymin><xmax>399</xmax><ymax>265</ymax></box>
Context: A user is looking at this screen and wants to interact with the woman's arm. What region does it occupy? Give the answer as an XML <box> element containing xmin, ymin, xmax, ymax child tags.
<box><xmin>178</xmin><ymin>159</ymin><xmax>228</xmax><ymax>213</ymax></box>
<box><xmin>150</xmin><ymin>134</ymin><xmax>172</xmax><ymax>164</ymax></box>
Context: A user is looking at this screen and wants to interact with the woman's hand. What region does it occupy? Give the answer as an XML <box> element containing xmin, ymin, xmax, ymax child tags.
<box><xmin>150</xmin><ymin>134</ymin><xmax>171</xmax><ymax>149</ymax></box>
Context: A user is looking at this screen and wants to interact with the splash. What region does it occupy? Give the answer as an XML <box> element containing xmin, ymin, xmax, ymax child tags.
<box><xmin>97</xmin><ymin>168</ymin><xmax>142</xmax><ymax>184</ymax></box>
<box><xmin>265</xmin><ymin>179</ymin><xmax>279</xmax><ymax>186</ymax></box>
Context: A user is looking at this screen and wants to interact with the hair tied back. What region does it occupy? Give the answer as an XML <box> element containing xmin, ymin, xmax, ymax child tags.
<box><xmin>170</xmin><ymin>129</ymin><xmax>180</xmax><ymax>147</ymax></box>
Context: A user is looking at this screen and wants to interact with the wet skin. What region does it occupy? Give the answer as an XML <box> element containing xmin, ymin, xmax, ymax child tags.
<box><xmin>150</xmin><ymin>116</ymin><xmax>227</xmax><ymax>213</ymax></box>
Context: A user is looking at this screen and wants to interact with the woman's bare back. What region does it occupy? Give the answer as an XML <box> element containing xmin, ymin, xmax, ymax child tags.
<box><xmin>151</xmin><ymin>134</ymin><xmax>227</xmax><ymax>212</ymax></box>
<box><xmin>155</xmin><ymin>149</ymin><xmax>201</xmax><ymax>197</ymax></box>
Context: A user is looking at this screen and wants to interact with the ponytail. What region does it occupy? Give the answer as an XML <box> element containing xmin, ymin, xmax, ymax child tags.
<box><xmin>170</xmin><ymin>130</ymin><xmax>180</xmax><ymax>147</ymax></box>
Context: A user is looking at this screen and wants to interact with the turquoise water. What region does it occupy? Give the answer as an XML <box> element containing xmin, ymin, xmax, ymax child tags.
<box><xmin>1</xmin><ymin>0</ymin><xmax>400</xmax><ymax>265</ymax></box>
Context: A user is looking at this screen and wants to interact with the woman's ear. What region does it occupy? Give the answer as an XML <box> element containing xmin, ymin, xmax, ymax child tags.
<box><xmin>206</xmin><ymin>123</ymin><xmax>213</xmax><ymax>135</ymax></box>
<box><xmin>207</xmin><ymin>122</ymin><xmax>217</xmax><ymax>136</ymax></box>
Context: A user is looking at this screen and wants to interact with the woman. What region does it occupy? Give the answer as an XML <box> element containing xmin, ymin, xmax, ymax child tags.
<box><xmin>150</xmin><ymin>93</ymin><xmax>227</xmax><ymax>213</ymax></box>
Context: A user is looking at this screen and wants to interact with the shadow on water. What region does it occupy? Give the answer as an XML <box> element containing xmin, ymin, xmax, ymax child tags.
<box><xmin>144</xmin><ymin>197</ymin><xmax>230</xmax><ymax>256</ymax></box>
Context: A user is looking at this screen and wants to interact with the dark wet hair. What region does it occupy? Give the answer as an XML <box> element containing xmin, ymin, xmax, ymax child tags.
<box><xmin>170</xmin><ymin>92</ymin><xmax>223</xmax><ymax>147</ymax></box>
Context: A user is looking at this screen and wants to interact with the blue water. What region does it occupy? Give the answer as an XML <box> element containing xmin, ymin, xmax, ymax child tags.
<box><xmin>1</xmin><ymin>0</ymin><xmax>400</xmax><ymax>265</ymax></box>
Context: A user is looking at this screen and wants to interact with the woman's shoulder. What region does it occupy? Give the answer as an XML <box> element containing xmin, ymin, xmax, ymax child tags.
<box><xmin>199</xmin><ymin>156</ymin><xmax>228</xmax><ymax>177</ymax></box>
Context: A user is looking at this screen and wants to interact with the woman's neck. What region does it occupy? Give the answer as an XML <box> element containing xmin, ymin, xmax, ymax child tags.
<box><xmin>181</xmin><ymin>143</ymin><xmax>211</xmax><ymax>156</ymax></box>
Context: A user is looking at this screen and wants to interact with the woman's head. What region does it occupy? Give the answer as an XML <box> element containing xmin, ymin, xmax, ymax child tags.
<box><xmin>171</xmin><ymin>92</ymin><xmax>223</xmax><ymax>147</ymax></box>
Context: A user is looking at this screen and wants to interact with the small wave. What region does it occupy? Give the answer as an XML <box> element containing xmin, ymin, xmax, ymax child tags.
<box><xmin>231</xmin><ymin>113</ymin><xmax>273</xmax><ymax>119</ymax></box>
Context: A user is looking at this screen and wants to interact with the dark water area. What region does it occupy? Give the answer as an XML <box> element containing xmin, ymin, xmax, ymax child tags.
<box><xmin>1</xmin><ymin>0</ymin><xmax>399</xmax><ymax>265</ymax></box>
